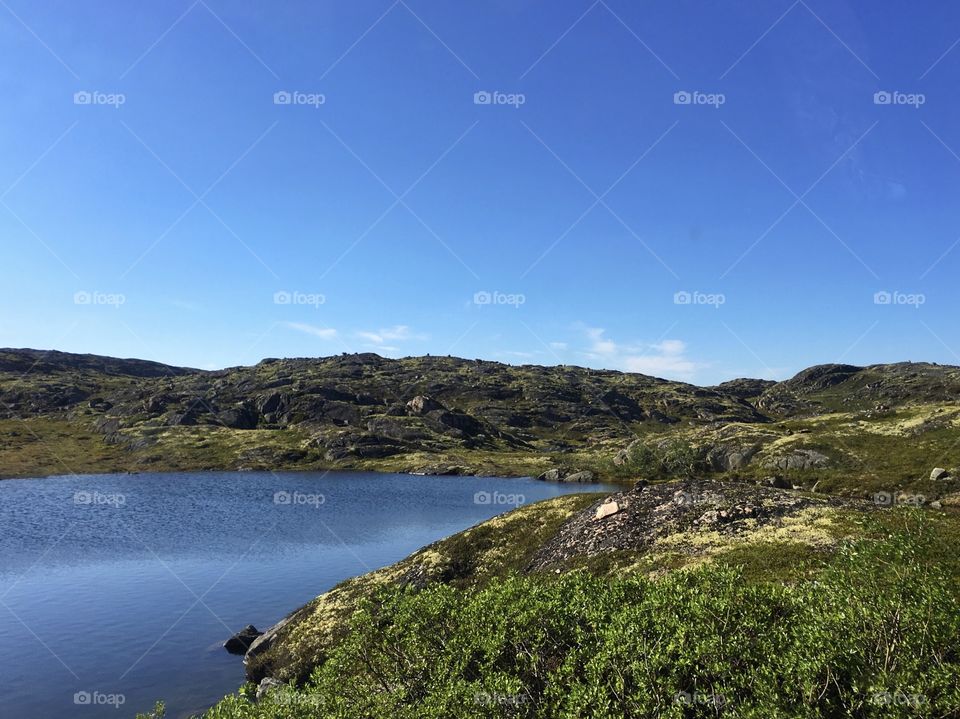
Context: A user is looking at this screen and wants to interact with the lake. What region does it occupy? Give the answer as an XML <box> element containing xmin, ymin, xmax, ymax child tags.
<box><xmin>0</xmin><ymin>471</ymin><xmax>611</xmax><ymax>718</ymax></box>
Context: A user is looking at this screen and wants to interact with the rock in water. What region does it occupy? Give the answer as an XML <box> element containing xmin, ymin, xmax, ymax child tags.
<box><xmin>224</xmin><ymin>625</ymin><xmax>262</xmax><ymax>654</ymax></box>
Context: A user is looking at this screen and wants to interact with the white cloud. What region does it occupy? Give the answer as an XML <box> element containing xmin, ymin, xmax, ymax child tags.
<box><xmin>585</xmin><ymin>326</ymin><xmax>618</xmax><ymax>356</ymax></box>
<box><xmin>356</xmin><ymin>325</ymin><xmax>420</xmax><ymax>345</ymax></box>
<box><xmin>284</xmin><ymin>322</ymin><xmax>338</xmax><ymax>340</ymax></box>
<box><xmin>577</xmin><ymin>327</ymin><xmax>702</xmax><ymax>381</ymax></box>
<box><xmin>549</xmin><ymin>341</ymin><xmax>568</xmax><ymax>351</ymax></box>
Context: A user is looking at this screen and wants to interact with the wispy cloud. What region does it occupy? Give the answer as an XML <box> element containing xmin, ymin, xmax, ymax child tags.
<box><xmin>284</xmin><ymin>322</ymin><xmax>338</xmax><ymax>340</ymax></box>
<box><xmin>578</xmin><ymin>326</ymin><xmax>703</xmax><ymax>380</ymax></box>
<box><xmin>355</xmin><ymin>325</ymin><xmax>425</xmax><ymax>345</ymax></box>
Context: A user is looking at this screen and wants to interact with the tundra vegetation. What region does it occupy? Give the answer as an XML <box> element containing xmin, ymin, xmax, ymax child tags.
<box><xmin>2</xmin><ymin>349</ymin><xmax>958</xmax><ymax>717</ymax></box>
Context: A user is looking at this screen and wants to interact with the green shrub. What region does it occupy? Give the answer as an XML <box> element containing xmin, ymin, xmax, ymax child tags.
<box><xmin>203</xmin><ymin>519</ymin><xmax>960</xmax><ymax>718</ymax></box>
<box><xmin>616</xmin><ymin>438</ymin><xmax>705</xmax><ymax>479</ymax></box>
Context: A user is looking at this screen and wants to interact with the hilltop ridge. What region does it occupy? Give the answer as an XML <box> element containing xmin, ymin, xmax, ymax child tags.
<box><xmin>1</xmin><ymin>349</ymin><xmax>959</xmax><ymax>499</ymax></box>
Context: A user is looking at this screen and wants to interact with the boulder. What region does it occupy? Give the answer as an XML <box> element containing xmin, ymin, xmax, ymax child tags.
<box><xmin>930</xmin><ymin>467</ymin><xmax>951</xmax><ymax>481</ymax></box>
<box><xmin>224</xmin><ymin>624</ymin><xmax>262</xmax><ymax>654</ymax></box>
<box><xmin>406</xmin><ymin>395</ymin><xmax>443</xmax><ymax>415</ymax></box>
<box><xmin>594</xmin><ymin>500</ymin><xmax>620</xmax><ymax>520</ymax></box>
<box><xmin>255</xmin><ymin>677</ymin><xmax>282</xmax><ymax>701</ymax></box>
<box><xmin>613</xmin><ymin>449</ymin><xmax>630</xmax><ymax>466</ymax></box>
<box><xmin>536</xmin><ymin>468</ymin><xmax>562</xmax><ymax>482</ymax></box>
<box><xmin>763</xmin><ymin>476</ymin><xmax>791</xmax><ymax>490</ymax></box>
<box><xmin>561</xmin><ymin>470</ymin><xmax>595</xmax><ymax>483</ymax></box>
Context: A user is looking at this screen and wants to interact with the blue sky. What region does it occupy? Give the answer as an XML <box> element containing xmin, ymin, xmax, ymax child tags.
<box><xmin>2</xmin><ymin>0</ymin><xmax>959</xmax><ymax>384</ymax></box>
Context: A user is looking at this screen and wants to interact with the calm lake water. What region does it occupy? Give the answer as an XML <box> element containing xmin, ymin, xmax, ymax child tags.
<box><xmin>0</xmin><ymin>471</ymin><xmax>611</xmax><ymax>718</ymax></box>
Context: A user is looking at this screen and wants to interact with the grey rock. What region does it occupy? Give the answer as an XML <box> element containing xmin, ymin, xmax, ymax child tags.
<box><xmin>594</xmin><ymin>500</ymin><xmax>620</xmax><ymax>520</ymax></box>
<box><xmin>930</xmin><ymin>467</ymin><xmax>951</xmax><ymax>481</ymax></box>
<box><xmin>255</xmin><ymin>678</ymin><xmax>282</xmax><ymax>701</ymax></box>
<box><xmin>406</xmin><ymin>395</ymin><xmax>443</xmax><ymax>415</ymax></box>
<box><xmin>763</xmin><ymin>449</ymin><xmax>830</xmax><ymax>471</ymax></box>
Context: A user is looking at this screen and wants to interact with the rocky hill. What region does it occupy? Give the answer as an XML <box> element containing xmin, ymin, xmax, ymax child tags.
<box><xmin>2</xmin><ymin>349</ymin><xmax>959</xmax><ymax>499</ymax></box>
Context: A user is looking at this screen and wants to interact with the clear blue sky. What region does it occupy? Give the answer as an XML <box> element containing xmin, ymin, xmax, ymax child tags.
<box><xmin>2</xmin><ymin>0</ymin><xmax>959</xmax><ymax>384</ymax></box>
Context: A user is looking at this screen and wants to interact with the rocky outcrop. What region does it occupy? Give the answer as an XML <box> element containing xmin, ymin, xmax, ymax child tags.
<box><xmin>536</xmin><ymin>468</ymin><xmax>596</xmax><ymax>483</ymax></box>
<box><xmin>526</xmin><ymin>479</ymin><xmax>867</xmax><ymax>572</ymax></box>
<box><xmin>406</xmin><ymin>395</ymin><xmax>444</xmax><ymax>415</ymax></box>
<box><xmin>763</xmin><ymin>449</ymin><xmax>830</xmax><ymax>471</ymax></box>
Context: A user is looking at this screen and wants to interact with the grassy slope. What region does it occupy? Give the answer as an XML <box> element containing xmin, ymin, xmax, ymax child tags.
<box><xmin>185</xmin><ymin>492</ymin><xmax>960</xmax><ymax>718</ymax></box>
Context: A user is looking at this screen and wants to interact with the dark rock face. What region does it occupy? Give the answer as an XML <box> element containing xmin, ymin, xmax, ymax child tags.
<box><xmin>217</xmin><ymin>405</ymin><xmax>259</xmax><ymax>429</ymax></box>
<box><xmin>224</xmin><ymin>625</ymin><xmax>263</xmax><ymax>654</ymax></box>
